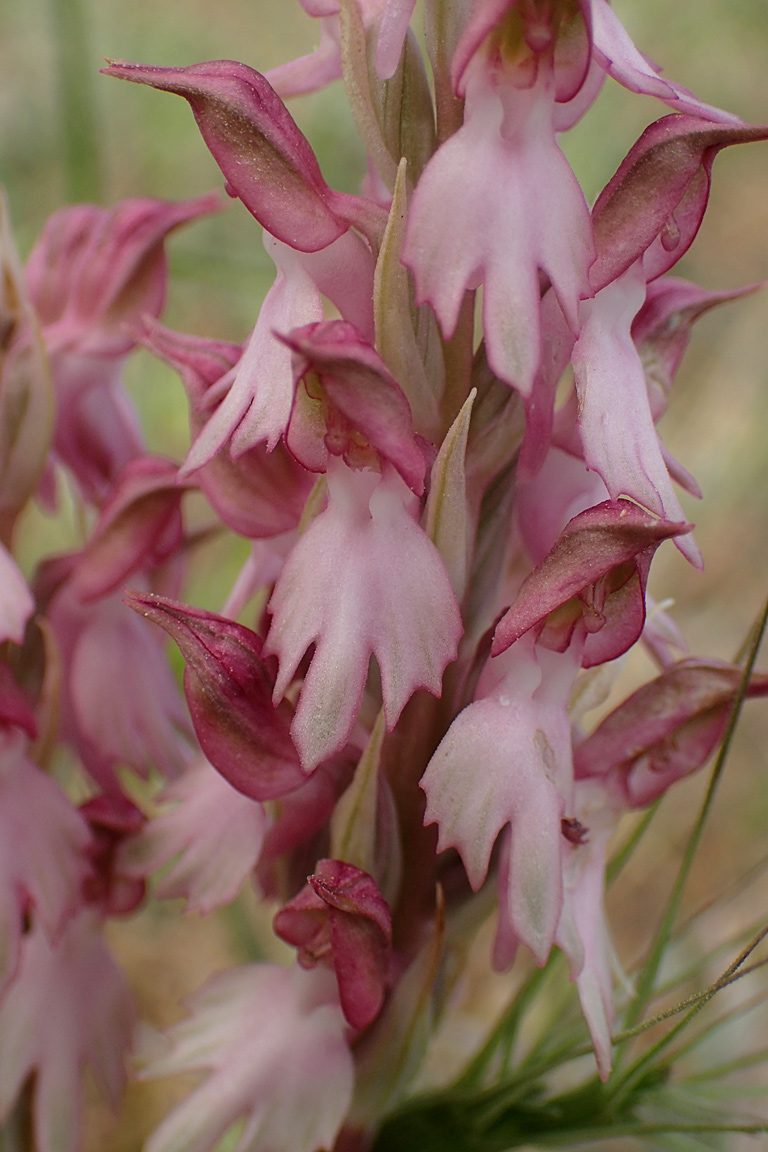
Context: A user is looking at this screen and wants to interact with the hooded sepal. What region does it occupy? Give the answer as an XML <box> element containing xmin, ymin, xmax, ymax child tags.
<box><xmin>590</xmin><ymin>114</ymin><xmax>768</xmax><ymax>293</ymax></box>
<box><xmin>493</xmin><ymin>499</ymin><xmax>689</xmax><ymax>666</ymax></box>
<box><xmin>575</xmin><ymin>658</ymin><xmax>768</xmax><ymax>805</ymax></box>
<box><xmin>281</xmin><ymin>319</ymin><xmax>426</xmax><ymax>496</ymax></box>
<box><xmin>102</xmin><ymin>59</ymin><xmax>379</xmax><ymax>252</ymax></box>
<box><xmin>123</xmin><ymin>592</ymin><xmax>306</xmax><ymax>800</ymax></box>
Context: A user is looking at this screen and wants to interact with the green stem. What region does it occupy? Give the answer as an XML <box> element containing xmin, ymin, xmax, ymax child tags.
<box><xmin>607</xmin><ymin>925</ymin><xmax>768</xmax><ymax>1106</ymax></box>
<box><xmin>452</xmin><ymin>959</ymin><xmax>555</xmax><ymax>1092</ymax></box>
<box><xmin>622</xmin><ymin>591</ymin><xmax>768</xmax><ymax>1035</ymax></box>
<box><xmin>46</xmin><ymin>0</ymin><xmax>103</xmax><ymax>202</ymax></box>
<box><xmin>606</xmin><ymin>800</ymin><xmax>662</xmax><ymax>886</ymax></box>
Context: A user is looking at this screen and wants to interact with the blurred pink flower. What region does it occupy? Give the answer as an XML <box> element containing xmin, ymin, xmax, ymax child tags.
<box><xmin>141</xmin><ymin>964</ymin><xmax>353</xmax><ymax>1152</ymax></box>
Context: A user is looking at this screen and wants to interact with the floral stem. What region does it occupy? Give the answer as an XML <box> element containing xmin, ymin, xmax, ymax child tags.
<box><xmin>46</xmin><ymin>0</ymin><xmax>103</xmax><ymax>202</ymax></box>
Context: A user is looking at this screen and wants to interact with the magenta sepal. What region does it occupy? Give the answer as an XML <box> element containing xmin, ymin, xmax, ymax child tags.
<box><xmin>274</xmin><ymin>859</ymin><xmax>392</xmax><ymax>1030</ymax></box>
<box><xmin>102</xmin><ymin>60</ymin><xmax>353</xmax><ymax>253</ymax></box>
<box><xmin>281</xmin><ymin>320</ymin><xmax>426</xmax><ymax>496</ymax></box>
<box><xmin>70</xmin><ymin>456</ymin><xmax>189</xmax><ymax>603</ymax></box>
<box><xmin>574</xmin><ymin>659</ymin><xmax>768</xmax><ymax>805</ymax></box>
<box><xmin>492</xmin><ymin>499</ymin><xmax>690</xmax><ymax>665</ymax></box>
<box><xmin>26</xmin><ymin>195</ymin><xmax>219</xmax><ymax>358</ymax></box>
<box><xmin>123</xmin><ymin>592</ymin><xmax>306</xmax><ymax>801</ymax></box>
<box><xmin>590</xmin><ymin>115</ymin><xmax>768</xmax><ymax>293</ymax></box>
<box><xmin>632</xmin><ymin>276</ymin><xmax>763</xmax><ymax>420</ymax></box>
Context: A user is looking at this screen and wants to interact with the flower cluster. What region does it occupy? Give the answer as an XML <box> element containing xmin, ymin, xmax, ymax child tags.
<box><xmin>2</xmin><ymin>2</ymin><xmax>768</xmax><ymax>1150</ymax></box>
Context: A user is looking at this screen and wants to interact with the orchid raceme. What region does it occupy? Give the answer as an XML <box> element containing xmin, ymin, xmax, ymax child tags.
<box><xmin>2</xmin><ymin>2</ymin><xmax>768</xmax><ymax>1151</ymax></box>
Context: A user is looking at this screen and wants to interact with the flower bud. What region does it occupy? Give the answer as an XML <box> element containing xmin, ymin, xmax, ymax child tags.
<box><xmin>274</xmin><ymin>859</ymin><xmax>392</xmax><ymax>1030</ymax></box>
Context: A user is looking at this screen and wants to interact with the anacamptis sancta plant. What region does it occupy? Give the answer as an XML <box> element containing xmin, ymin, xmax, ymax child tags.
<box><xmin>2</xmin><ymin>1</ymin><xmax>768</xmax><ymax>1149</ymax></box>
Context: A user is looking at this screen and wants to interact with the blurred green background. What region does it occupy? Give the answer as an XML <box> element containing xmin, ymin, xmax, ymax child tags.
<box><xmin>2</xmin><ymin>1</ymin><xmax>768</xmax><ymax>1148</ymax></box>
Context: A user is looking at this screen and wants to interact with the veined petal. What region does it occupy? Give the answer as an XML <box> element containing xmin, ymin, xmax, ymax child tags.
<box><xmin>142</xmin><ymin>965</ymin><xmax>353</xmax><ymax>1152</ymax></box>
<box><xmin>422</xmin><ymin>636</ymin><xmax>578</xmax><ymax>964</ymax></box>
<box><xmin>118</xmin><ymin>758</ymin><xmax>268</xmax><ymax>915</ymax></box>
<box><xmin>266</xmin><ymin>460</ymin><xmax>461</xmax><ymax>770</ymax></box>
<box><xmin>403</xmin><ymin>66</ymin><xmax>593</xmax><ymax>395</ymax></box>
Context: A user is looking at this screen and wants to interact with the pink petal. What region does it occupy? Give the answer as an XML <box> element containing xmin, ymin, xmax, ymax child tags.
<box><xmin>575</xmin><ymin>658</ymin><xmax>768</xmax><ymax>804</ymax></box>
<box><xmin>119</xmin><ymin>757</ymin><xmax>268</xmax><ymax>915</ymax></box>
<box><xmin>572</xmin><ymin>261</ymin><xmax>702</xmax><ymax>566</ymax></box>
<box><xmin>0</xmin><ymin>910</ymin><xmax>134</xmax><ymax>1152</ymax></box>
<box><xmin>0</xmin><ymin>544</ymin><xmax>34</xmax><ymax>644</ymax></box>
<box><xmin>69</xmin><ymin>456</ymin><xmax>187</xmax><ymax>602</ymax></box>
<box><xmin>403</xmin><ymin>65</ymin><xmax>594</xmax><ymax>395</ymax></box>
<box><xmin>555</xmin><ymin>778</ymin><xmax>622</xmax><ymax>1080</ymax></box>
<box><xmin>275</xmin><ymin>859</ymin><xmax>392</xmax><ymax>1030</ymax></box>
<box><xmin>590</xmin><ymin>116</ymin><xmax>768</xmax><ymax>293</ymax></box>
<box><xmin>422</xmin><ymin>636</ymin><xmax>578</xmax><ymax>964</ymax></box>
<box><xmin>143</xmin><ymin>321</ymin><xmax>314</xmax><ymax>538</ymax></box>
<box><xmin>265</xmin><ymin>17</ymin><xmax>343</xmax><ymax>97</ymax></box>
<box><xmin>493</xmin><ymin>498</ymin><xmax>688</xmax><ymax>658</ymax></box>
<box><xmin>267</xmin><ymin>460</ymin><xmax>461</xmax><ymax>769</ymax></box>
<box><xmin>375</xmin><ymin>0</ymin><xmax>419</xmax><ymax>79</ymax></box>
<box><xmin>0</xmin><ymin>729</ymin><xmax>91</xmax><ymax>995</ymax></box>
<box><xmin>27</xmin><ymin>195</ymin><xmax>218</xmax><ymax>357</ymax></box>
<box><xmin>281</xmin><ymin>319</ymin><xmax>425</xmax><ymax>494</ymax></box>
<box><xmin>590</xmin><ymin>0</ymin><xmax>743</xmax><ymax>126</ymax></box>
<box><xmin>142</xmin><ymin>964</ymin><xmax>353</xmax><ymax>1152</ymax></box>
